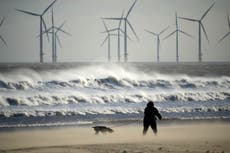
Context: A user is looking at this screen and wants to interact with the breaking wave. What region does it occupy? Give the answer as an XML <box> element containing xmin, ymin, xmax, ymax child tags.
<box><xmin>0</xmin><ymin>75</ymin><xmax>230</xmax><ymax>90</ymax></box>
<box><xmin>0</xmin><ymin>91</ymin><xmax>230</xmax><ymax>107</ymax></box>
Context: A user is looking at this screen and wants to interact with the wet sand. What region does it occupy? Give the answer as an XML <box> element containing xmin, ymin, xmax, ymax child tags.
<box><xmin>0</xmin><ymin>121</ymin><xmax>229</xmax><ymax>153</ymax></box>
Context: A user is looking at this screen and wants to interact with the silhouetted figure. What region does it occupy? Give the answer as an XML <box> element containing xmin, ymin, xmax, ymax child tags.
<box><xmin>143</xmin><ymin>101</ymin><xmax>162</xmax><ymax>135</ymax></box>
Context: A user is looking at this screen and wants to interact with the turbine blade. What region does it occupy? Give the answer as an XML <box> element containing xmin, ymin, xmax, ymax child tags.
<box><xmin>179</xmin><ymin>30</ymin><xmax>193</xmax><ymax>38</ymax></box>
<box><xmin>144</xmin><ymin>29</ymin><xmax>157</xmax><ymax>36</ymax></box>
<box><xmin>15</xmin><ymin>9</ymin><xmax>40</xmax><ymax>16</ymax></box>
<box><xmin>219</xmin><ymin>32</ymin><xmax>230</xmax><ymax>42</ymax></box>
<box><xmin>0</xmin><ymin>18</ymin><xmax>5</xmax><ymax>27</ymax></box>
<box><xmin>58</xmin><ymin>28</ymin><xmax>71</xmax><ymax>36</ymax></box>
<box><xmin>41</xmin><ymin>17</ymin><xmax>49</xmax><ymax>42</ymax></box>
<box><xmin>200</xmin><ymin>23</ymin><xmax>209</xmax><ymax>43</ymax></box>
<box><xmin>43</xmin><ymin>0</ymin><xmax>57</xmax><ymax>15</ymax></box>
<box><xmin>159</xmin><ymin>26</ymin><xmax>170</xmax><ymax>35</ymax></box>
<box><xmin>105</xmin><ymin>28</ymin><xmax>118</xmax><ymax>33</ymax></box>
<box><xmin>127</xmin><ymin>20</ymin><xmax>139</xmax><ymax>41</ymax></box>
<box><xmin>126</xmin><ymin>0</ymin><xmax>137</xmax><ymax>18</ymax></box>
<box><xmin>118</xmin><ymin>10</ymin><xmax>125</xmax><ymax>28</ymax></box>
<box><xmin>0</xmin><ymin>35</ymin><xmax>7</xmax><ymax>47</ymax></box>
<box><xmin>163</xmin><ymin>30</ymin><xmax>176</xmax><ymax>40</ymax></box>
<box><xmin>101</xmin><ymin>35</ymin><xmax>108</xmax><ymax>47</ymax></box>
<box><xmin>179</xmin><ymin>17</ymin><xmax>198</xmax><ymax>22</ymax></box>
<box><xmin>56</xmin><ymin>34</ymin><xmax>62</xmax><ymax>48</ymax></box>
<box><xmin>102</xmin><ymin>17</ymin><xmax>123</xmax><ymax>20</ymax></box>
<box><xmin>102</xmin><ymin>19</ymin><xmax>109</xmax><ymax>32</ymax></box>
<box><xmin>228</xmin><ymin>13</ymin><xmax>230</xmax><ymax>28</ymax></box>
<box><xmin>201</xmin><ymin>2</ymin><xmax>215</xmax><ymax>20</ymax></box>
<box><xmin>37</xmin><ymin>29</ymin><xmax>52</xmax><ymax>38</ymax></box>
<box><xmin>126</xmin><ymin>34</ymin><xmax>132</xmax><ymax>41</ymax></box>
<box><xmin>57</xmin><ymin>21</ymin><xmax>66</xmax><ymax>31</ymax></box>
<box><xmin>43</xmin><ymin>27</ymin><xmax>52</xmax><ymax>34</ymax></box>
<box><xmin>52</xmin><ymin>8</ymin><xmax>54</xmax><ymax>26</ymax></box>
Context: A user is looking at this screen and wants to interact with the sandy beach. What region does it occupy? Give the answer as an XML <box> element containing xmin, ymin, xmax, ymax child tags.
<box><xmin>0</xmin><ymin>121</ymin><xmax>229</xmax><ymax>153</ymax></box>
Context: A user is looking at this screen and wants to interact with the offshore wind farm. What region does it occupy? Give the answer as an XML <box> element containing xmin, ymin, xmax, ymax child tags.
<box><xmin>0</xmin><ymin>0</ymin><xmax>229</xmax><ymax>63</ymax></box>
<box><xmin>0</xmin><ymin>1</ymin><xmax>230</xmax><ymax>153</ymax></box>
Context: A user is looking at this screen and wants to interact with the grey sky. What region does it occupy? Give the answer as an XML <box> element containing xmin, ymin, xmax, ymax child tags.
<box><xmin>0</xmin><ymin>0</ymin><xmax>229</xmax><ymax>63</ymax></box>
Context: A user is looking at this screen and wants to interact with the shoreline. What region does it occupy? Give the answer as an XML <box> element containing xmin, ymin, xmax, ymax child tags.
<box><xmin>0</xmin><ymin>119</ymin><xmax>229</xmax><ymax>153</ymax></box>
<box><xmin>0</xmin><ymin>118</ymin><xmax>229</xmax><ymax>132</ymax></box>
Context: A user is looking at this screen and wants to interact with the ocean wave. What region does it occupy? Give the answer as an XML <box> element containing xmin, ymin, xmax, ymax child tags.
<box><xmin>0</xmin><ymin>76</ymin><xmax>230</xmax><ymax>91</ymax></box>
<box><xmin>0</xmin><ymin>103</ymin><xmax>229</xmax><ymax>118</ymax></box>
<box><xmin>0</xmin><ymin>91</ymin><xmax>230</xmax><ymax>107</ymax></box>
<box><xmin>0</xmin><ymin>65</ymin><xmax>229</xmax><ymax>91</ymax></box>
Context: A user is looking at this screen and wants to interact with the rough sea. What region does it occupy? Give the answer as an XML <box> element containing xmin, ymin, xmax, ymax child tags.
<box><xmin>0</xmin><ymin>62</ymin><xmax>229</xmax><ymax>128</ymax></box>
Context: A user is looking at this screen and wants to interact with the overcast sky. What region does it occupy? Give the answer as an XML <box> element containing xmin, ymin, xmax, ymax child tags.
<box><xmin>0</xmin><ymin>0</ymin><xmax>229</xmax><ymax>63</ymax></box>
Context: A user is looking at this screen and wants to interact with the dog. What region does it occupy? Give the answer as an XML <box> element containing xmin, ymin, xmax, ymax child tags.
<box><xmin>92</xmin><ymin>126</ymin><xmax>114</xmax><ymax>134</ymax></box>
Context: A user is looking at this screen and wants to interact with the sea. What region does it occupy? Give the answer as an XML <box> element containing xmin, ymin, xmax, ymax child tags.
<box><xmin>0</xmin><ymin>62</ymin><xmax>229</xmax><ymax>129</ymax></box>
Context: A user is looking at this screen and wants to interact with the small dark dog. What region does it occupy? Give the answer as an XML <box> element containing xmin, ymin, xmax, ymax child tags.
<box><xmin>92</xmin><ymin>126</ymin><xmax>114</xmax><ymax>134</ymax></box>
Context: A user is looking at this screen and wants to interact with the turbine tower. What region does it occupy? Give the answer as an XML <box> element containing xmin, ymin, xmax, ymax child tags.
<box><xmin>103</xmin><ymin>0</ymin><xmax>139</xmax><ymax>62</ymax></box>
<box><xmin>51</xmin><ymin>7</ymin><xmax>55</xmax><ymax>63</ymax></box>
<box><xmin>0</xmin><ymin>17</ymin><xmax>7</xmax><ymax>47</ymax></box>
<box><xmin>179</xmin><ymin>2</ymin><xmax>215</xmax><ymax>62</ymax></box>
<box><xmin>16</xmin><ymin>0</ymin><xmax>57</xmax><ymax>63</ymax></box>
<box><xmin>219</xmin><ymin>13</ymin><xmax>230</xmax><ymax>42</ymax></box>
<box><xmin>145</xmin><ymin>26</ymin><xmax>169</xmax><ymax>62</ymax></box>
<box><xmin>164</xmin><ymin>12</ymin><xmax>192</xmax><ymax>63</ymax></box>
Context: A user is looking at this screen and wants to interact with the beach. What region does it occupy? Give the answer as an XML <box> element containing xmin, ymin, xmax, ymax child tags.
<box><xmin>0</xmin><ymin>120</ymin><xmax>229</xmax><ymax>153</ymax></box>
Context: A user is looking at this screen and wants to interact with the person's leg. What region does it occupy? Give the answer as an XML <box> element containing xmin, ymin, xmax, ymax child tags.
<box><xmin>143</xmin><ymin>122</ymin><xmax>149</xmax><ymax>135</ymax></box>
<box><xmin>150</xmin><ymin>121</ymin><xmax>157</xmax><ymax>135</ymax></box>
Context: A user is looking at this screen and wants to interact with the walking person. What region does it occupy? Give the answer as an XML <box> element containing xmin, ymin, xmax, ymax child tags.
<box><xmin>143</xmin><ymin>101</ymin><xmax>162</xmax><ymax>135</ymax></box>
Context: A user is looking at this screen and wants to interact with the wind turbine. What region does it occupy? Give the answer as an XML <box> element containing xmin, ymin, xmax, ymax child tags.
<box><xmin>0</xmin><ymin>17</ymin><xmax>7</xmax><ymax>47</ymax></box>
<box><xmin>101</xmin><ymin>20</ymin><xmax>118</xmax><ymax>62</ymax></box>
<box><xmin>179</xmin><ymin>2</ymin><xmax>215</xmax><ymax>62</ymax></box>
<box><xmin>16</xmin><ymin>0</ymin><xmax>57</xmax><ymax>63</ymax></box>
<box><xmin>102</xmin><ymin>11</ymin><xmax>131</xmax><ymax>62</ymax></box>
<box><xmin>43</xmin><ymin>21</ymin><xmax>71</xmax><ymax>63</ymax></box>
<box><xmin>53</xmin><ymin>23</ymin><xmax>71</xmax><ymax>63</ymax></box>
<box><xmin>145</xmin><ymin>26</ymin><xmax>169</xmax><ymax>62</ymax></box>
<box><xmin>49</xmin><ymin>7</ymin><xmax>72</xmax><ymax>63</ymax></box>
<box><xmin>103</xmin><ymin>0</ymin><xmax>139</xmax><ymax>62</ymax></box>
<box><xmin>219</xmin><ymin>13</ymin><xmax>230</xmax><ymax>42</ymax></box>
<box><xmin>102</xmin><ymin>11</ymin><xmax>125</xmax><ymax>62</ymax></box>
<box><xmin>164</xmin><ymin>12</ymin><xmax>192</xmax><ymax>63</ymax></box>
